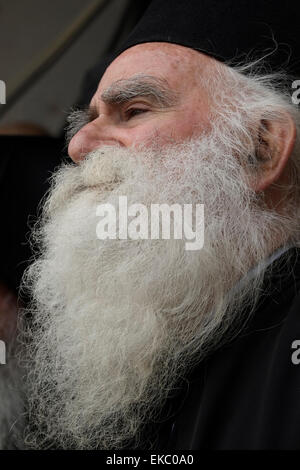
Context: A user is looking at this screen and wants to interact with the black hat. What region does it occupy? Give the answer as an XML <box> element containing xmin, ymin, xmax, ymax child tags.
<box><xmin>115</xmin><ymin>0</ymin><xmax>300</xmax><ymax>76</ymax></box>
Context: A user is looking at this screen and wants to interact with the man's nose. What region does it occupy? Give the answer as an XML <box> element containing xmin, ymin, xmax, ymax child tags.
<box><xmin>68</xmin><ymin>117</ymin><xmax>124</xmax><ymax>163</ymax></box>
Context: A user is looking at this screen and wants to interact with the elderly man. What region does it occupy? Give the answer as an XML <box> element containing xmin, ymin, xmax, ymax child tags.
<box><xmin>1</xmin><ymin>0</ymin><xmax>300</xmax><ymax>450</ymax></box>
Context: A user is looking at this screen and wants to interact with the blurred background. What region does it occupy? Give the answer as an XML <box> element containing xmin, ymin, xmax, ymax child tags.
<box><xmin>0</xmin><ymin>0</ymin><xmax>151</xmax><ymax>301</ymax></box>
<box><xmin>0</xmin><ymin>0</ymin><xmax>151</xmax><ymax>135</ymax></box>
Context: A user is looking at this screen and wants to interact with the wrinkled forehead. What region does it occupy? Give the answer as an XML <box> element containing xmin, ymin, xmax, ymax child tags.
<box><xmin>91</xmin><ymin>42</ymin><xmax>215</xmax><ymax>106</ymax></box>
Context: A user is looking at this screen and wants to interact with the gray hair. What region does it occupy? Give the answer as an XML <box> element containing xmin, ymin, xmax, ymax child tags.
<box><xmin>199</xmin><ymin>59</ymin><xmax>300</xmax><ymax>207</ymax></box>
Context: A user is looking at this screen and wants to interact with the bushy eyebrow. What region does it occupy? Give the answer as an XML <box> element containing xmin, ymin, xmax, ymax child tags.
<box><xmin>100</xmin><ymin>74</ymin><xmax>179</xmax><ymax>107</ymax></box>
<box><xmin>65</xmin><ymin>106</ymin><xmax>92</xmax><ymax>145</ymax></box>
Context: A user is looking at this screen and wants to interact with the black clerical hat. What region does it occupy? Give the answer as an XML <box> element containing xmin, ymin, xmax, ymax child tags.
<box><xmin>116</xmin><ymin>0</ymin><xmax>300</xmax><ymax>76</ymax></box>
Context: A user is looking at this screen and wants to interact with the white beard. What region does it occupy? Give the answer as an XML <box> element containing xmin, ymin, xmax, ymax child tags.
<box><xmin>20</xmin><ymin>133</ymin><xmax>292</xmax><ymax>449</ymax></box>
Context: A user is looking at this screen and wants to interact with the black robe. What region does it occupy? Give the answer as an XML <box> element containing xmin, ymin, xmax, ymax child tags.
<box><xmin>156</xmin><ymin>246</ymin><xmax>300</xmax><ymax>450</ymax></box>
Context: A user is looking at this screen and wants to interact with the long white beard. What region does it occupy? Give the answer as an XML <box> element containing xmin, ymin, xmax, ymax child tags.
<box><xmin>20</xmin><ymin>133</ymin><xmax>292</xmax><ymax>449</ymax></box>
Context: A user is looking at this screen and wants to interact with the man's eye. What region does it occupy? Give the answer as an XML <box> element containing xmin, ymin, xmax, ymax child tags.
<box><xmin>125</xmin><ymin>108</ymin><xmax>148</xmax><ymax>119</ymax></box>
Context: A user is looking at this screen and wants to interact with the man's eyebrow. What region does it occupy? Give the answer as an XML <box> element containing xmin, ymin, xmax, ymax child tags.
<box><xmin>100</xmin><ymin>74</ymin><xmax>179</xmax><ymax>107</ymax></box>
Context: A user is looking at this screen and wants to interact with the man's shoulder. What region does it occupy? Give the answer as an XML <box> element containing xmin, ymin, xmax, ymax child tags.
<box><xmin>160</xmin><ymin>247</ymin><xmax>300</xmax><ymax>450</ymax></box>
<box><xmin>242</xmin><ymin>245</ymin><xmax>300</xmax><ymax>337</ymax></box>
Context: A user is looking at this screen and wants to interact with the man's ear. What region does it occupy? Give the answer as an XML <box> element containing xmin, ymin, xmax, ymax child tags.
<box><xmin>253</xmin><ymin>111</ymin><xmax>296</xmax><ymax>192</ymax></box>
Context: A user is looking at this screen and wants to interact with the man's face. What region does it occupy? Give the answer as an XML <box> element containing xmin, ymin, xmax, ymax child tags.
<box><xmin>68</xmin><ymin>43</ymin><xmax>213</xmax><ymax>162</ymax></box>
